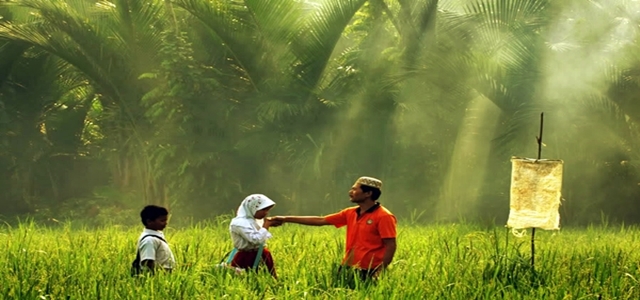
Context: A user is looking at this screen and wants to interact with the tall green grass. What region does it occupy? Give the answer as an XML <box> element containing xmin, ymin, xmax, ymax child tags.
<box><xmin>1</xmin><ymin>220</ymin><xmax>639</xmax><ymax>299</ymax></box>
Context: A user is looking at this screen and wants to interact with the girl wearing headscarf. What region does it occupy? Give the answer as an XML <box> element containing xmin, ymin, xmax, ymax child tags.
<box><xmin>229</xmin><ymin>194</ymin><xmax>279</xmax><ymax>278</ymax></box>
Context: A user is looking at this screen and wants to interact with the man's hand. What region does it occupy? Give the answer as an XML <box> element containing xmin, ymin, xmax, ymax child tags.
<box><xmin>265</xmin><ymin>217</ymin><xmax>284</xmax><ymax>228</ymax></box>
<box><xmin>372</xmin><ymin>266</ymin><xmax>384</xmax><ymax>279</ymax></box>
<box><xmin>268</xmin><ymin>216</ymin><xmax>285</xmax><ymax>226</ymax></box>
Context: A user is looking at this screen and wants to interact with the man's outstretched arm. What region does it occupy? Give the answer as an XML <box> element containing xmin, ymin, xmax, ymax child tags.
<box><xmin>272</xmin><ymin>216</ymin><xmax>331</xmax><ymax>226</ymax></box>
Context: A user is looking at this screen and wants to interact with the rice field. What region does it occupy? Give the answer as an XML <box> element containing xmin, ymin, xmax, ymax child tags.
<box><xmin>1</xmin><ymin>219</ymin><xmax>640</xmax><ymax>299</ymax></box>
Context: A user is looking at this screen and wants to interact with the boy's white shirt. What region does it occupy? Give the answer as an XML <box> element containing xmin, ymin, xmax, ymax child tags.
<box><xmin>138</xmin><ymin>228</ymin><xmax>176</xmax><ymax>270</ymax></box>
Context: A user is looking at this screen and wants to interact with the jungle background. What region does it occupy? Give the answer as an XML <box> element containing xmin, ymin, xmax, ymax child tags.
<box><xmin>1</xmin><ymin>0</ymin><xmax>639</xmax><ymax>226</ymax></box>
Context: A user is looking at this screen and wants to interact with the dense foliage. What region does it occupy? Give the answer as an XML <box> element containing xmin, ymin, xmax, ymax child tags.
<box><xmin>1</xmin><ymin>0</ymin><xmax>640</xmax><ymax>225</ymax></box>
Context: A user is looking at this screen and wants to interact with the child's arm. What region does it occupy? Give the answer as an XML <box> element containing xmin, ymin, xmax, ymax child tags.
<box><xmin>139</xmin><ymin>238</ymin><xmax>158</xmax><ymax>273</ymax></box>
<box><xmin>231</xmin><ymin>224</ymin><xmax>272</xmax><ymax>245</ymax></box>
<box><xmin>141</xmin><ymin>259</ymin><xmax>156</xmax><ymax>272</ymax></box>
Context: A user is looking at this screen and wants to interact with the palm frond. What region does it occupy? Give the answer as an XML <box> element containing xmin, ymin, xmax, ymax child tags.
<box><xmin>292</xmin><ymin>0</ymin><xmax>367</xmax><ymax>89</ymax></box>
<box><xmin>244</xmin><ymin>0</ymin><xmax>304</xmax><ymax>44</ymax></box>
<box><xmin>174</xmin><ymin>0</ymin><xmax>261</xmax><ymax>87</ymax></box>
<box><xmin>0</xmin><ymin>41</ymin><xmax>30</xmax><ymax>85</ymax></box>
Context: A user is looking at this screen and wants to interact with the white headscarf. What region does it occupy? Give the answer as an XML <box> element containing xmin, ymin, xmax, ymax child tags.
<box><xmin>230</xmin><ymin>194</ymin><xmax>276</xmax><ymax>229</ymax></box>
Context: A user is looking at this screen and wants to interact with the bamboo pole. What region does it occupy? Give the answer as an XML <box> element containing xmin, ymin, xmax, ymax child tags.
<box><xmin>532</xmin><ymin>112</ymin><xmax>544</xmax><ymax>272</ymax></box>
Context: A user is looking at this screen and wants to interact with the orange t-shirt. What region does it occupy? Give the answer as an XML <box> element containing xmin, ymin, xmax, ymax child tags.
<box><xmin>324</xmin><ymin>203</ymin><xmax>397</xmax><ymax>270</ymax></box>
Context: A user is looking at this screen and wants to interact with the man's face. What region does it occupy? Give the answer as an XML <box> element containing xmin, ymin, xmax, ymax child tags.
<box><xmin>146</xmin><ymin>215</ymin><xmax>168</xmax><ymax>231</ymax></box>
<box><xmin>349</xmin><ymin>184</ymin><xmax>371</xmax><ymax>203</ymax></box>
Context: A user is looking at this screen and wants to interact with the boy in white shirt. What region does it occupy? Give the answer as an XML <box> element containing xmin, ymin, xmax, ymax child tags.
<box><xmin>228</xmin><ymin>194</ymin><xmax>281</xmax><ymax>278</ymax></box>
<box><xmin>134</xmin><ymin>205</ymin><xmax>176</xmax><ymax>274</ymax></box>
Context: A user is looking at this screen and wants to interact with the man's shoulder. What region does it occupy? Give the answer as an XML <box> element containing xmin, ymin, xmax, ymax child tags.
<box><xmin>339</xmin><ymin>206</ymin><xmax>359</xmax><ymax>213</ymax></box>
<box><xmin>375</xmin><ymin>205</ymin><xmax>395</xmax><ymax>217</ymax></box>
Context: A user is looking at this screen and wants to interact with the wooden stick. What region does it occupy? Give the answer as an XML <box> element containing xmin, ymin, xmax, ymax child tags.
<box><xmin>532</xmin><ymin>112</ymin><xmax>544</xmax><ymax>272</ymax></box>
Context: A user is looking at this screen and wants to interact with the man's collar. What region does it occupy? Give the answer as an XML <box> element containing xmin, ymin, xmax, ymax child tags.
<box><xmin>355</xmin><ymin>202</ymin><xmax>381</xmax><ymax>216</ymax></box>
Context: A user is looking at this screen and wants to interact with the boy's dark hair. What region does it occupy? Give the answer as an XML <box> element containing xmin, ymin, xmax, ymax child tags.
<box><xmin>360</xmin><ymin>185</ymin><xmax>382</xmax><ymax>201</ymax></box>
<box><xmin>140</xmin><ymin>205</ymin><xmax>169</xmax><ymax>225</ymax></box>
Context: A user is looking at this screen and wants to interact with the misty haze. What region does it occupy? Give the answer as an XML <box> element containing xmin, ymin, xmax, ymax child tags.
<box><xmin>1</xmin><ymin>0</ymin><xmax>640</xmax><ymax>299</ymax></box>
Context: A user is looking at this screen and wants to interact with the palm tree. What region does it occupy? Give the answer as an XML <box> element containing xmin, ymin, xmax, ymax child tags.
<box><xmin>0</xmin><ymin>0</ymin><xmax>172</xmax><ymax>205</ymax></box>
<box><xmin>0</xmin><ymin>41</ymin><xmax>93</xmax><ymax>214</ymax></box>
<box><xmin>174</xmin><ymin>0</ymin><xmax>373</xmax><ymax>213</ymax></box>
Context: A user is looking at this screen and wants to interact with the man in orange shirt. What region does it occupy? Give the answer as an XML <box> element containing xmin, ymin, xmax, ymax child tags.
<box><xmin>271</xmin><ymin>176</ymin><xmax>397</xmax><ymax>281</ymax></box>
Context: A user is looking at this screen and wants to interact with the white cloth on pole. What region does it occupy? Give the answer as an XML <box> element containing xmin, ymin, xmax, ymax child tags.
<box><xmin>507</xmin><ymin>157</ymin><xmax>564</xmax><ymax>230</ymax></box>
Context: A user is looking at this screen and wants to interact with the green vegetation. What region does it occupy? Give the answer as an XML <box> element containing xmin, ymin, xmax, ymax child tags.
<box><xmin>1</xmin><ymin>0</ymin><xmax>640</xmax><ymax>225</ymax></box>
<box><xmin>1</xmin><ymin>221</ymin><xmax>639</xmax><ymax>299</ymax></box>
<box><xmin>3</xmin><ymin>1</ymin><xmax>639</xmax><ymax>297</ymax></box>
